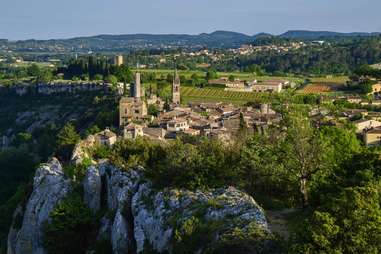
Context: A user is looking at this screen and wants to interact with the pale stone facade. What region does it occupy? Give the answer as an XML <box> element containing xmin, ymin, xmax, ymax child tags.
<box><xmin>114</xmin><ymin>55</ymin><xmax>124</xmax><ymax>66</ymax></box>
<box><xmin>172</xmin><ymin>71</ymin><xmax>181</xmax><ymax>105</ymax></box>
<box><xmin>119</xmin><ymin>73</ymin><xmax>147</xmax><ymax>127</ymax></box>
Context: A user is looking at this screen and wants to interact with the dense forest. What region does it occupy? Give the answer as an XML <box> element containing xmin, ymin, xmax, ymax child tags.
<box><xmin>228</xmin><ymin>38</ymin><xmax>381</xmax><ymax>75</ymax></box>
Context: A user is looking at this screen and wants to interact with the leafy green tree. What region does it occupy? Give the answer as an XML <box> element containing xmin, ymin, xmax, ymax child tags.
<box><xmin>359</xmin><ymin>81</ymin><xmax>373</xmax><ymax>94</ymax></box>
<box><xmin>148</xmin><ymin>104</ymin><xmax>159</xmax><ymax>117</ymax></box>
<box><xmin>93</xmin><ymin>74</ymin><xmax>103</xmax><ymax>81</ymax></box>
<box><xmin>281</xmin><ymin>111</ymin><xmax>327</xmax><ymax>208</ymax></box>
<box><xmin>43</xmin><ymin>193</ymin><xmax>98</xmax><ymax>254</ymax></box>
<box><xmin>293</xmin><ymin>184</ymin><xmax>381</xmax><ymax>254</ymax></box>
<box><xmin>206</xmin><ymin>69</ymin><xmax>218</xmax><ymax>80</ymax></box>
<box><xmin>105</xmin><ymin>74</ymin><xmax>118</xmax><ymax>85</ymax></box>
<box><xmin>35</xmin><ymin>70</ymin><xmax>53</xmax><ymax>83</ymax></box>
<box><xmin>228</xmin><ymin>75</ymin><xmax>235</xmax><ymax>82</ymax></box>
<box><xmin>27</xmin><ymin>64</ymin><xmax>41</xmax><ymax>77</ymax></box>
<box><xmin>115</xmin><ymin>65</ymin><xmax>133</xmax><ymax>83</ymax></box>
<box><xmin>56</xmin><ymin>123</ymin><xmax>80</xmax><ymax>161</ymax></box>
<box><xmin>166</xmin><ymin>73</ymin><xmax>174</xmax><ymax>83</ymax></box>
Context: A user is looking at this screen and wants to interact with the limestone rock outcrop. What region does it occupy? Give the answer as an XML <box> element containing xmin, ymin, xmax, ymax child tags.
<box><xmin>8</xmin><ymin>158</ymin><xmax>71</xmax><ymax>254</ymax></box>
<box><xmin>8</xmin><ymin>160</ymin><xmax>270</xmax><ymax>254</ymax></box>
<box><xmin>83</xmin><ymin>165</ymin><xmax>101</xmax><ymax>212</ymax></box>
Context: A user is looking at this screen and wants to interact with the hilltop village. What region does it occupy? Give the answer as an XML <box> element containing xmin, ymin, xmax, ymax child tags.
<box><xmin>115</xmin><ymin>70</ymin><xmax>281</xmax><ymax>143</ymax></box>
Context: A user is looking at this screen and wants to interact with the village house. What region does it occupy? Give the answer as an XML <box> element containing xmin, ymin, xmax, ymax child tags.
<box><xmin>143</xmin><ymin>127</ymin><xmax>167</xmax><ymax>140</ymax></box>
<box><xmin>96</xmin><ymin>128</ymin><xmax>117</xmax><ymax>147</ymax></box>
<box><xmin>371</xmin><ymin>83</ymin><xmax>381</xmax><ymax>94</ymax></box>
<box><xmin>364</xmin><ymin>127</ymin><xmax>381</xmax><ymax>146</ymax></box>
<box><xmin>251</xmin><ymin>80</ymin><xmax>284</xmax><ymax>93</ymax></box>
<box><xmin>353</xmin><ymin>119</ymin><xmax>381</xmax><ymax>134</ymax></box>
<box><xmin>123</xmin><ymin>123</ymin><xmax>144</xmax><ymax>139</ymax></box>
<box><xmin>167</xmin><ymin>118</ymin><xmax>189</xmax><ymax>132</ymax></box>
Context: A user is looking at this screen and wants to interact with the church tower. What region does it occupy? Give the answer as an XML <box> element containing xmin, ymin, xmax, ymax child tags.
<box><xmin>172</xmin><ymin>70</ymin><xmax>181</xmax><ymax>105</ymax></box>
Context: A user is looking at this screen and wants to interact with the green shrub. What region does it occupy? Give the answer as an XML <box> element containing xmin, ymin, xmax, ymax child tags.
<box><xmin>43</xmin><ymin>192</ymin><xmax>98</xmax><ymax>254</ymax></box>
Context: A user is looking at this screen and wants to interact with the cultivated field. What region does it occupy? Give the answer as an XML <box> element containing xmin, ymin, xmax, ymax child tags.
<box><xmin>298</xmin><ymin>76</ymin><xmax>349</xmax><ymax>95</ymax></box>
<box><xmin>181</xmin><ymin>86</ymin><xmax>273</xmax><ymax>105</ymax></box>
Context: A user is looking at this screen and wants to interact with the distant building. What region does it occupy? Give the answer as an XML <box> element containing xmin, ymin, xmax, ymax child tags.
<box><xmin>114</xmin><ymin>55</ymin><xmax>124</xmax><ymax>66</ymax></box>
<box><xmin>251</xmin><ymin>80</ymin><xmax>284</xmax><ymax>93</ymax></box>
<box><xmin>172</xmin><ymin>70</ymin><xmax>181</xmax><ymax>105</ymax></box>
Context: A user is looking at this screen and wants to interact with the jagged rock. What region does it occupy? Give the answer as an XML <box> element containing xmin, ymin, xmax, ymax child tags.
<box><xmin>9</xmin><ymin>161</ymin><xmax>269</xmax><ymax>254</ymax></box>
<box><xmin>99</xmin><ymin>163</ymin><xmax>144</xmax><ymax>211</ymax></box>
<box><xmin>111</xmin><ymin>209</ymin><xmax>129</xmax><ymax>254</ymax></box>
<box><xmin>70</xmin><ymin>135</ymin><xmax>96</xmax><ymax>165</ymax></box>
<box><xmin>12</xmin><ymin>158</ymin><xmax>71</xmax><ymax>254</ymax></box>
<box><xmin>132</xmin><ymin>183</ymin><xmax>268</xmax><ymax>253</ymax></box>
<box><xmin>83</xmin><ymin>165</ymin><xmax>101</xmax><ymax>212</ymax></box>
<box><xmin>7</xmin><ymin>205</ymin><xmax>23</xmax><ymax>254</ymax></box>
<box><xmin>97</xmin><ymin>216</ymin><xmax>112</xmax><ymax>241</ymax></box>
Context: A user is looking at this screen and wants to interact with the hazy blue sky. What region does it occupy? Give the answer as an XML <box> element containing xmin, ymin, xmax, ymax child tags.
<box><xmin>1</xmin><ymin>0</ymin><xmax>380</xmax><ymax>40</ymax></box>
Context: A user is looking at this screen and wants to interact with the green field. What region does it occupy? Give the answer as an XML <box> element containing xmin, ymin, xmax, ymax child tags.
<box><xmin>181</xmin><ymin>86</ymin><xmax>273</xmax><ymax>105</ymax></box>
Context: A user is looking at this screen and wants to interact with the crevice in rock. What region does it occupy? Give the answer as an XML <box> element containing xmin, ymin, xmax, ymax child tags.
<box><xmin>125</xmin><ymin>193</ymin><xmax>136</xmax><ymax>254</ymax></box>
<box><xmin>122</xmin><ymin>190</ymin><xmax>138</xmax><ymax>254</ymax></box>
<box><xmin>100</xmin><ymin>174</ymin><xmax>108</xmax><ymax>210</ymax></box>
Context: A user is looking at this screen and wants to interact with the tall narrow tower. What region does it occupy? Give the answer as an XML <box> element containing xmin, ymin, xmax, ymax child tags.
<box><xmin>134</xmin><ymin>72</ymin><xmax>141</xmax><ymax>98</ymax></box>
<box><xmin>114</xmin><ymin>55</ymin><xmax>123</xmax><ymax>66</ymax></box>
<box><xmin>172</xmin><ymin>70</ymin><xmax>181</xmax><ymax>105</ymax></box>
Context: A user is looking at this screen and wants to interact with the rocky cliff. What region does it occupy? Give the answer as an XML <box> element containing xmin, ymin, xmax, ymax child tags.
<box><xmin>8</xmin><ymin>158</ymin><xmax>271</xmax><ymax>254</ymax></box>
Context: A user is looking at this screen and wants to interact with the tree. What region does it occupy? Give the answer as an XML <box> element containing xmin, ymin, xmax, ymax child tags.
<box><xmin>206</xmin><ymin>69</ymin><xmax>218</xmax><ymax>80</ymax></box>
<box><xmin>148</xmin><ymin>104</ymin><xmax>159</xmax><ymax>117</ymax></box>
<box><xmin>358</xmin><ymin>81</ymin><xmax>373</xmax><ymax>94</ymax></box>
<box><xmin>93</xmin><ymin>74</ymin><xmax>103</xmax><ymax>81</ymax></box>
<box><xmin>166</xmin><ymin>73</ymin><xmax>174</xmax><ymax>83</ymax></box>
<box><xmin>35</xmin><ymin>70</ymin><xmax>53</xmax><ymax>84</ymax></box>
<box><xmin>105</xmin><ymin>74</ymin><xmax>118</xmax><ymax>85</ymax></box>
<box><xmin>27</xmin><ymin>64</ymin><xmax>41</xmax><ymax>77</ymax></box>
<box><xmin>281</xmin><ymin>111</ymin><xmax>327</xmax><ymax>208</ymax></box>
<box><xmin>164</xmin><ymin>97</ymin><xmax>171</xmax><ymax>111</ymax></box>
<box><xmin>228</xmin><ymin>75</ymin><xmax>235</xmax><ymax>82</ymax></box>
<box><xmin>43</xmin><ymin>193</ymin><xmax>98</xmax><ymax>254</ymax></box>
<box><xmin>115</xmin><ymin>65</ymin><xmax>133</xmax><ymax>83</ymax></box>
<box><xmin>293</xmin><ymin>184</ymin><xmax>381</xmax><ymax>253</ymax></box>
<box><xmin>56</xmin><ymin>123</ymin><xmax>80</xmax><ymax>161</ymax></box>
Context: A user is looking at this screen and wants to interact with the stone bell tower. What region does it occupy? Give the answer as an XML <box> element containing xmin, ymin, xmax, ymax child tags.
<box><xmin>172</xmin><ymin>69</ymin><xmax>181</xmax><ymax>105</ymax></box>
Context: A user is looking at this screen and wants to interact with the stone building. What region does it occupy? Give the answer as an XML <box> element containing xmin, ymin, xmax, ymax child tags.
<box><xmin>172</xmin><ymin>70</ymin><xmax>181</xmax><ymax>105</ymax></box>
<box><xmin>364</xmin><ymin>127</ymin><xmax>381</xmax><ymax>146</ymax></box>
<box><xmin>114</xmin><ymin>55</ymin><xmax>124</xmax><ymax>66</ymax></box>
<box><xmin>119</xmin><ymin>73</ymin><xmax>147</xmax><ymax>127</ymax></box>
<box><xmin>96</xmin><ymin>128</ymin><xmax>117</xmax><ymax>147</ymax></box>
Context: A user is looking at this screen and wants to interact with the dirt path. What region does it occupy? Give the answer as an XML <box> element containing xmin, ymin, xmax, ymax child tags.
<box><xmin>266</xmin><ymin>208</ymin><xmax>298</xmax><ymax>239</ymax></box>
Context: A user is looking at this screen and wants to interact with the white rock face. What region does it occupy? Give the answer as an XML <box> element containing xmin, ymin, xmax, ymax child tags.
<box><xmin>9</xmin><ymin>161</ymin><xmax>269</xmax><ymax>254</ymax></box>
<box><xmin>12</xmin><ymin>158</ymin><xmax>71</xmax><ymax>254</ymax></box>
<box><xmin>132</xmin><ymin>184</ymin><xmax>268</xmax><ymax>253</ymax></box>
<box><xmin>99</xmin><ymin>163</ymin><xmax>144</xmax><ymax>252</ymax></box>
<box><xmin>100</xmin><ymin>163</ymin><xmax>144</xmax><ymax>211</ymax></box>
<box><xmin>111</xmin><ymin>210</ymin><xmax>129</xmax><ymax>254</ymax></box>
<box><xmin>83</xmin><ymin>165</ymin><xmax>101</xmax><ymax>212</ymax></box>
